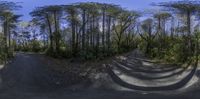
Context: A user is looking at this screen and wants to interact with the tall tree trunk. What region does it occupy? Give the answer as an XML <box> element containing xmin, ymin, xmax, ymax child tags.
<box><xmin>92</xmin><ymin>15</ymin><xmax>95</xmax><ymax>49</ymax></box>
<box><xmin>187</xmin><ymin>11</ymin><xmax>191</xmax><ymax>56</ymax></box>
<box><xmin>46</xmin><ymin>14</ymin><xmax>53</xmax><ymax>52</ymax></box>
<box><xmin>76</xmin><ymin>24</ymin><xmax>79</xmax><ymax>53</ymax></box>
<box><xmin>96</xmin><ymin>18</ymin><xmax>100</xmax><ymax>54</ymax></box>
<box><xmin>90</xmin><ymin>16</ymin><xmax>93</xmax><ymax>47</ymax></box>
<box><xmin>71</xmin><ymin>13</ymin><xmax>76</xmax><ymax>56</ymax></box>
<box><xmin>54</xmin><ymin>11</ymin><xmax>60</xmax><ymax>53</ymax></box>
<box><xmin>171</xmin><ymin>17</ymin><xmax>174</xmax><ymax>38</ymax></box>
<box><xmin>102</xmin><ymin>9</ymin><xmax>105</xmax><ymax>52</ymax></box>
<box><xmin>162</xmin><ymin>19</ymin><xmax>166</xmax><ymax>51</ymax></box>
<box><xmin>157</xmin><ymin>17</ymin><xmax>162</xmax><ymax>54</ymax></box>
<box><xmin>147</xmin><ymin>24</ymin><xmax>152</xmax><ymax>56</ymax></box>
<box><xmin>8</xmin><ymin>25</ymin><xmax>11</xmax><ymax>48</ymax></box>
<box><xmin>107</xmin><ymin>16</ymin><xmax>111</xmax><ymax>51</ymax></box>
<box><xmin>3</xmin><ymin>17</ymin><xmax>8</xmax><ymax>62</ymax></box>
<box><xmin>43</xmin><ymin>34</ymin><xmax>46</xmax><ymax>49</ymax></box>
<box><xmin>86</xmin><ymin>13</ymin><xmax>90</xmax><ymax>52</ymax></box>
<box><xmin>82</xmin><ymin>10</ymin><xmax>86</xmax><ymax>51</ymax></box>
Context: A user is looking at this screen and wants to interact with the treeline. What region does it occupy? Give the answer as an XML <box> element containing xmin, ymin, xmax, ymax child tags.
<box><xmin>0</xmin><ymin>1</ymin><xmax>21</xmax><ymax>63</ymax></box>
<box><xmin>22</xmin><ymin>1</ymin><xmax>200</xmax><ymax>62</ymax></box>
<box><xmin>1</xmin><ymin>1</ymin><xmax>200</xmax><ymax>63</ymax></box>
<box><xmin>28</xmin><ymin>2</ymin><xmax>140</xmax><ymax>60</ymax></box>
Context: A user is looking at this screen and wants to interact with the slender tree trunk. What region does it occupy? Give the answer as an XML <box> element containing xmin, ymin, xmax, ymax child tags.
<box><xmin>90</xmin><ymin>16</ymin><xmax>93</xmax><ymax>47</ymax></box>
<box><xmin>96</xmin><ymin>18</ymin><xmax>100</xmax><ymax>54</ymax></box>
<box><xmin>92</xmin><ymin>15</ymin><xmax>95</xmax><ymax>49</ymax></box>
<box><xmin>8</xmin><ymin>26</ymin><xmax>11</xmax><ymax>48</ymax></box>
<box><xmin>107</xmin><ymin>16</ymin><xmax>111</xmax><ymax>51</ymax></box>
<box><xmin>86</xmin><ymin>13</ymin><xmax>90</xmax><ymax>52</ymax></box>
<box><xmin>54</xmin><ymin>11</ymin><xmax>60</xmax><ymax>53</ymax></box>
<box><xmin>71</xmin><ymin>13</ymin><xmax>76</xmax><ymax>56</ymax></box>
<box><xmin>46</xmin><ymin>14</ymin><xmax>53</xmax><ymax>52</ymax></box>
<box><xmin>162</xmin><ymin>19</ymin><xmax>166</xmax><ymax>51</ymax></box>
<box><xmin>171</xmin><ymin>17</ymin><xmax>174</xmax><ymax>38</ymax></box>
<box><xmin>43</xmin><ymin>34</ymin><xmax>46</xmax><ymax>49</ymax></box>
<box><xmin>75</xmin><ymin>23</ymin><xmax>78</xmax><ymax>55</ymax></box>
<box><xmin>187</xmin><ymin>11</ymin><xmax>191</xmax><ymax>56</ymax></box>
<box><xmin>82</xmin><ymin>10</ymin><xmax>86</xmax><ymax>51</ymax></box>
<box><xmin>3</xmin><ymin>17</ymin><xmax>8</xmax><ymax>62</ymax></box>
<box><xmin>147</xmin><ymin>24</ymin><xmax>152</xmax><ymax>56</ymax></box>
<box><xmin>158</xmin><ymin>17</ymin><xmax>162</xmax><ymax>54</ymax></box>
<box><xmin>102</xmin><ymin>9</ymin><xmax>105</xmax><ymax>52</ymax></box>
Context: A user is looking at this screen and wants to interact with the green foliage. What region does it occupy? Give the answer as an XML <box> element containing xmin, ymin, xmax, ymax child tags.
<box><xmin>0</xmin><ymin>34</ymin><xmax>5</xmax><ymax>64</ymax></box>
<box><xmin>58</xmin><ymin>46</ymin><xmax>72</xmax><ymax>58</ymax></box>
<box><xmin>29</xmin><ymin>2</ymin><xmax>140</xmax><ymax>61</ymax></box>
<box><xmin>45</xmin><ymin>47</ymin><xmax>56</xmax><ymax>57</ymax></box>
<box><xmin>31</xmin><ymin>40</ymin><xmax>42</xmax><ymax>52</ymax></box>
<box><xmin>138</xmin><ymin>34</ymin><xmax>191</xmax><ymax>63</ymax></box>
<box><xmin>164</xmin><ymin>41</ymin><xmax>185</xmax><ymax>63</ymax></box>
<box><xmin>45</xmin><ymin>45</ymin><xmax>72</xmax><ymax>58</ymax></box>
<box><xmin>79</xmin><ymin>50</ymin><xmax>95</xmax><ymax>60</ymax></box>
<box><xmin>10</xmin><ymin>1</ymin><xmax>200</xmax><ymax>64</ymax></box>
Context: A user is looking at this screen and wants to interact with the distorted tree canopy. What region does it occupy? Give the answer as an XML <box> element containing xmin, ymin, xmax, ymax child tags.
<box><xmin>0</xmin><ymin>1</ymin><xmax>199</xmax><ymax>63</ymax></box>
<box><xmin>29</xmin><ymin>2</ymin><xmax>140</xmax><ymax>59</ymax></box>
<box><xmin>0</xmin><ymin>1</ymin><xmax>21</xmax><ymax>63</ymax></box>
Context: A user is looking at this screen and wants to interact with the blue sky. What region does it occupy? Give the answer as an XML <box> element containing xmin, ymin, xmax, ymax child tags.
<box><xmin>5</xmin><ymin>0</ymin><xmax>176</xmax><ymax>21</ymax></box>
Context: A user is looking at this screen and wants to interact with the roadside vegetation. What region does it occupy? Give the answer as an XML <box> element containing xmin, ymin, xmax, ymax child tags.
<box><xmin>0</xmin><ymin>0</ymin><xmax>200</xmax><ymax>64</ymax></box>
<box><xmin>0</xmin><ymin>1</ymin><xmax>21</xmax><ymax>64</ymax></box>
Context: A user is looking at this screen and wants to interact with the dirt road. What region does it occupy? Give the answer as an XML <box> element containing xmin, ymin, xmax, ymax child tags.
<box><xmin>0</xmin><ymin>53</ymin><xmax>199</xmax><ymax>99</ymax></box>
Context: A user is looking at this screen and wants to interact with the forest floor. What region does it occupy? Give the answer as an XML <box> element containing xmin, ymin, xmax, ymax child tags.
<box><xmin>0</xmin><ymin>52</ymin><xmax>200</xmax><ymax>99</ymax></box>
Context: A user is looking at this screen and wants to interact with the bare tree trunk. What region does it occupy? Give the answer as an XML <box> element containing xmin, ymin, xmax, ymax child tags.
<box><xmin>8</xmin><ymin>26</ymin><xmax>11</xmax><ymax>48</ymax></box>
<box><xmin>54</xmin><ymin>11</ymin><xmax>60</xmax><ymax>53</ymax></box>
<box><xmin>71</xmin><ymin>13</ymin><xmax>76</xmax><ymax>56</ymax></box>
<box><xmin>171</xmin><ymin>17</ymin><xmax>174</xmax><ymax>38</ymax></box>
<box><xmin>46</xmin><ymin>14</ymin><xmax>53</xmax><ymax>52</ymax></box>
<box><xmin>187</xmin><ymin>11</ymin><xmax>191</xmax><ymax>55</ymax></box>
<box><xmin>96</xmin><ymin>18</ymin><xmax>100</xmax><ymax>54</ymax></box>
<box><xmin>3</xmin><ymin>17</ymin><xmax>8</xmax><ymax>63</ymax></box>
<box><xmin>102</xmin><ymin>9</ymin><xmax>105</xmax><ymax>52</ymax></box>
<box><xmin>92</xmin><ymin>15</ymin><xmax>95</xmax><ymax>49</ymax></box>
<box><xmin>82</xmin><ymin>10</ymin><xmax>86</xmax><ymax>51</ymax></box>
<box><xmin>107</xmin><ymin>16</ymin><xmax>111</xmax><ymax>51</ymax></box>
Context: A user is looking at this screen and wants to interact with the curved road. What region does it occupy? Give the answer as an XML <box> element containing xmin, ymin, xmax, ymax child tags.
<box><xmin>0</xmin><ymin>53</ymin><xmax>199</xmax><ymax>99</ymax></box>
<box><xmin>0</xmin><ymin>53</ymin><xmax>66</xmax><ymax>92</ymax></box>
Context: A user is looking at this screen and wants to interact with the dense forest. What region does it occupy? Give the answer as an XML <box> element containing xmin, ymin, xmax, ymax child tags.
<box><xmin>0</xmin><ymin>0</ymin><xmax>200</xmax><ymax>98</ymax></box>
<box><xmin>0</xmin><ymin>0</ymin><xmax>200</xmax><ymax>64</ymax></box>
